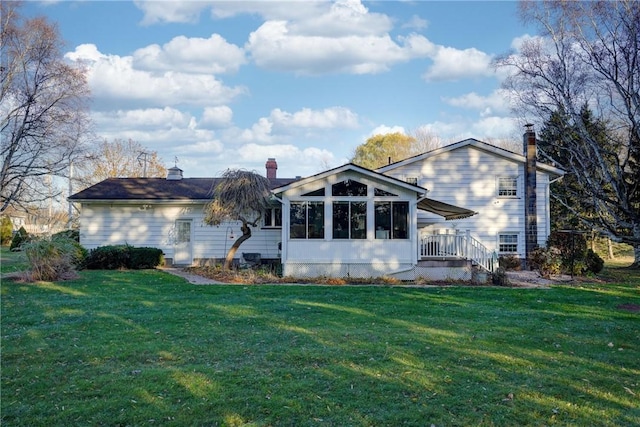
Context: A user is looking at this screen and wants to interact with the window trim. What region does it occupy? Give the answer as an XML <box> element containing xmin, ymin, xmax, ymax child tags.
<box><xmin>497</xmin><ymin>176</ymin><xmax>518</xmax><ymax>198</ymax></box>
<box><xmin>263</xmin><ymin>206</ymin><xmax>282</xmax><ymax>229</ymax></box>
<box><xmin>498</xmin><ymin>233</ymin><xmax>519</xmax><ymax>253</ymax></box>
<box><xmin>289</xmin><ymin>201</ymin><xmax>324</xmax><ymax>239</ymax></box>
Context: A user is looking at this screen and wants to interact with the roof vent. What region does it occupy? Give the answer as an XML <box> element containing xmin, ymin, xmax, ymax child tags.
<box><xmin>166</xmin><ymin>166</ymin><xmax>183</xmax><ymax>180</ymax></box>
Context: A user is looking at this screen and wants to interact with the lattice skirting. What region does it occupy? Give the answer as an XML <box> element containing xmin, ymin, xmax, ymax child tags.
<box><xmin>283</xmin><ymin>262</ymin><xmax>475</xmax><ymax>282</ymax></box>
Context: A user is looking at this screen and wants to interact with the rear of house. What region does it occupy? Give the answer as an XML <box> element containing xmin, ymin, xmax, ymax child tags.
<box><xmin>69</xmin><ymin>131</ymin><xmax>563</xmax><ymax>280</ymax></box>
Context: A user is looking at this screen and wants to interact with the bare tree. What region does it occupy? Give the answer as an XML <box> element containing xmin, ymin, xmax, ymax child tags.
<box><xmin>1</xmin><ymin>2</ymin><xmax>92</xmax><ymax>213</ymax></box>
<box><xmin>73</xmin><ymin>138</ymin><xmax>167</xmax><ymax>189</ymax></box>
<box><xmin>494</xmin><ymin>0</ymin><xmax>640</xmax><ymax>267</ymax></box>
<box><xmin>203</xmin><ymin>169</ymin><xmax>272</xmax><ymax>270</ymax></box>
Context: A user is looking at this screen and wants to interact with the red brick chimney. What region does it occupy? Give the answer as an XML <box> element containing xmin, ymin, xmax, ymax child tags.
<box><xmin>265</xmin><ymin>158</ymin><xmax>277</xmax><ymax>179</ymax></box>
<box><xmin>524</xmin><ymin>124</ymin><xmax>538</xmax><ymax>268</ymax></box>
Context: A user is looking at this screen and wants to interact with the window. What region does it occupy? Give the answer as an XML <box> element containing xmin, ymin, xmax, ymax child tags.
<box><xmin>332</xmin><ymin>179</ymin><xmax>367</xmax><ymax>196</ymax></box>
<box><xmin>333</xmin><ymin>201</ymin><xmax>367</xmax><ymax>239</ymax></box>
<box><xmin>405</xmin><ymin>177</ymin><xmax>418</xmax><ymax>185</ymax></box>
<box><xmin>374</xmin><ymin>188</ymin><xmax>397</xmax><ymax>196</ymax></box>
<box><xmin>302</xmin><ymin>188</ymin><xmax>325</xmax><ymax>196</ymax></box>
<box><xmin>290</xmin><ymin>202</ymin><xmax>324</xmax><ymax>239</ymax></box>
<box><xmin>498</xmin><ymin>177</ymin><xmax>518</xmax><ymax>197</ymax></box>
<box><xmin>498</xmin><ymin>234</ymin><xmax>518</xmax><ymax>253</ymax></box>
<box><xmin>264</xmin><ymin>207</ymin><xmax>282</xmax><ymax>227</ymax></box>
<box><xmin>375</xmin><ymin>202</ymin><xmax>409</xmax><ymax>239</ymax></box>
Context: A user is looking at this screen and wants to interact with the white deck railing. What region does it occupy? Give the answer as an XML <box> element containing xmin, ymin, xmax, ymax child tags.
<box><xmin>420</xmin><ymin>230</ymin><xmax>497</xmax><ymax>273</ymax></box>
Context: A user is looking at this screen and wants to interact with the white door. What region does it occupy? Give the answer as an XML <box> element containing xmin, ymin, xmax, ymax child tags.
<box><xmin>174</xmin><ymin>220</ymin><xmax>193</xmax><ymax>265</ymax></box>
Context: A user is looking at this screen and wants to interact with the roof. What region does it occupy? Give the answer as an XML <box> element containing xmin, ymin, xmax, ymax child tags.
<box><xmin>376</xmin><ymin>138</ymin><xmax>565</xmax><ymax>178</ymax></box>
<box><xmin>272</xmin><ymin>163</ymin><xmax>429</xmax><ymax>195</ymax></box>
<box><xmin>69</xmin><ymin>177</ymin><xmax>299</xmax><ymax>201</ymax></box>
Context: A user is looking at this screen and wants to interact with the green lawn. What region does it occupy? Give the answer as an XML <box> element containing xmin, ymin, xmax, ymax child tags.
<box><xmin>1</xmin><ymin>257</ymin><xmax>639</xmax><ymax>426</ymax></box>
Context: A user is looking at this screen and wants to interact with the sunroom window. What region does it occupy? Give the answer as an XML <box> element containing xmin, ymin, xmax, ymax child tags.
<box><xmin>332</xmin><ymin>179</ymin><xmax>367</xmax><ymax>196</ymax></box>
<box><xmin>333</xmin><ymin>201</ymin><xmax>367</xmax><ymax>239</ymax></box>
<box><xmin>290</xmin><ymin>201</ymin><xmax>324</xmax><ymax>239</ymax></box>
<box><xmin>374</xmin><ymin>201</ymin><xmax>409</xmax><ymax>239</ymax></box>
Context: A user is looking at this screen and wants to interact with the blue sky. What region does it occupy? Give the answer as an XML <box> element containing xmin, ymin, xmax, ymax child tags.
<box><xmin>24</xmin><ymin>0</ymin><xmax>536</xmax><ymax>179</ymax></box>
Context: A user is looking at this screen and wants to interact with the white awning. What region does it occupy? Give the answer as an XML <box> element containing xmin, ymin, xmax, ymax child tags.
<box><xmin>417</xmin><ymin>198</ymin><xmax>477</xmax><ymax>220</ymax></box>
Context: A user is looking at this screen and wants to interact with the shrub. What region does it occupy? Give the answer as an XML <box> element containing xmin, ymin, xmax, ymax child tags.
<box><xmin>85</xmin><ymin>245</ymin><xmax>163</xmax><ymax>270</ymax></box>
<box><xmin>492</xmin><ymin>267</ymin><xmax>510</xmax><ymax>286</ymax></box>
<box><xmin>10</xmin><ymin>226</ymin><xmax>29</xmax><ymax>251</ymax></box>
<box><xmin>498</xmin><ymin>255</ymin><xmax>521</xmax><ymax>271</ymax></box>
<box><xmin>53</xmin><ymin>229</ymin><xmax>80</xmax><ymax>242</ymax></box>
<box><xmin>1</xmin><ymin>216</ymin><xmax>13</xmax><ymax>246</ymax></box>
<box><xmin>22</xmin><ymin>236</ymin><xmax>84</xmax><ymax>281</ymax></box>
<box><xmin>529</xmin><ymin>247</ymin><xmax>562</xmax><ymax>278</ymax></box>
<box><xmin>585</xmin><ymin>249</ymin><xmax>604</xmax><ymax>274</ymax></box>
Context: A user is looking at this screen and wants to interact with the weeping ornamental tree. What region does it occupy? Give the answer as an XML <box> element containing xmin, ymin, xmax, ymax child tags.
<box><xmin>495</xmin><ymin>0</ymin><xmax>640</xmax><ymax>267</ymax></box>
<box><xmin>203</xmin><ymin>169</ymin><xmax>272</xmax><ymax>270</ymax></box>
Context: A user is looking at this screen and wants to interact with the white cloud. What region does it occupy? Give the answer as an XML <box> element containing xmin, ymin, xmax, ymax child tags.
<box><xmin>92</xmin><ymin>107</ymin><xmax>192</xmax><ymax>129</ymax></box>
<box><xmin>134</xmin><ymin>0</ymin><xmax>212</xmax><ymax>25</ymax></box>
<box><xmin>368</xmin><ymin>125</ymin><xmax>406</xmax><ymax>137</ymax></box>
<box><xmin>236</xmin><ymin>143</ymin><xmax>338</xmax><ymax>176</ymax></box>
<box><xmin>402</xmin><ymin>14</ymin><xmax>428</xmax><ymax>31</ymax></box>
<box><xmin>66</xmin><ymin>44</ymin><xmax>247</xmax><ymax>108</ymax></box>
<box><xmin>422</xmin><ymin>46</ymin><xmax>494</xmax><ymax>82</ymax></box>
<box><xmin>201</xmin><ymin>106</ymin><xmax>234</xmax><ymax>128</ymax></box>
<box><xmin>270</xmin><ymin>107</ymin><xmax>359</xmax><ymax>130</ymax></box>
<box><xmin>443</xmin><ymin>90</ymin><xmax>511</xmax><ymax>116</ymax></box>
<box><xmin>247</xmin><ymin>21</ymin><xmax>433</xmax><ymax>75</ymax></box>
<box><xmin>132</xmin><ymin>34</ymin><xmax>246</xmax><ymax>74</ymax></box>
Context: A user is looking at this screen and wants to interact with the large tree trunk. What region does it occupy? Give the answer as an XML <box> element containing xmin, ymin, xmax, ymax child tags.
<box><xmin>223</xmin><ymin>221</ymin><xmax>251</xmax><ymax>270</ymax></box>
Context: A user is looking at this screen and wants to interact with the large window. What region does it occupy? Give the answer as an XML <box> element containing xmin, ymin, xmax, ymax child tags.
<box><xmin>498</xmin><ymin>177</ymin><xmax>518</xmax><ymax>197</ymax></box>
<box><xmin>333</xmin><ymin>201</ymin><xmax>367</xmax><ymax>239</ymax></box>
<box><xmin>375</xmin><ymin>202</ymin><xmax>409</xmax><ymax>239</ymax></box>
<box><xmin>498</xmin><ymin>234</ymin><xmax>518</xmax><ymax>253</ymax></box>
<box><xmin>290</xmin><ymin>202</ymin><xmax>324</xmax><ymax>239</ymax></box>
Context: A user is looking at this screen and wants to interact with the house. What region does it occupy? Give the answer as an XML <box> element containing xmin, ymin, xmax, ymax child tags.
<box><xmin>69</xmin><ymin>128</ymin><xmax>563</xmax><ymax>281</ymax></box>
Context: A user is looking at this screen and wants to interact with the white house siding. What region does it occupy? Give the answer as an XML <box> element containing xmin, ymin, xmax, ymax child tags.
<box><xmin>383</xmin><ymin>145</ymin><xmax>552</xmax><ymax>259</ymax></box>
<box><xmin>78</xmin><ymin>202</ymin><xmax>282</xmax><ymax>266</ymax></box>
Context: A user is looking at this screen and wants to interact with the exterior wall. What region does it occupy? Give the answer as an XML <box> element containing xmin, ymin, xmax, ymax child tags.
<box><xmin>384</xmin><ymin>146</ymin><xmax>553</xmax><ymax>259</ymax></box>
<box><xmin>78</xmin><ymin>202</ymin><xmax>282</xmax><ymax>265</ymax></box>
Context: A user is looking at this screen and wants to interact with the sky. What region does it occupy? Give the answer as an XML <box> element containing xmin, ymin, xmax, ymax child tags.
<box><xmin>22</xmin><ymin>0</ymin><xmax>537</xmax><ymax>179</ymax></box>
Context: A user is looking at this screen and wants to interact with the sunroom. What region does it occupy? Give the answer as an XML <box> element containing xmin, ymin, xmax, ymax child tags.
<box><xmin>272</xmin><ymin>164</ymin><xmax>475</xmax><ymax>279</ymax></box>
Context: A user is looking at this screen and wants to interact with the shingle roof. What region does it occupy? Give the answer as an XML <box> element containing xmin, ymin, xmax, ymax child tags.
<box><xmin>68</xmin><ymin>177</ymin><xmax>299</xmax><ymax>201</ymax></box>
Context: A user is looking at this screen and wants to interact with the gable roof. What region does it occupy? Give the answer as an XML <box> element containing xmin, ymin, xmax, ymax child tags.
<box><xmin>69</xmin><ymin>177</ymin><xmax>298</xmax><ymax>202</ymax></box>
<box><xmin>272</xmin><ymin>163</ymin><xmax>428</xmax><ymax>195</ymax></box>
<box><xmin>272</xmin><ymin>163</ymin><xmax>476</xmax><ymax>220</ymax></box>
<box><xmin>376</xmin><ymin>138</ymin><xmax>565</xmax><ymax>178</ymax></box>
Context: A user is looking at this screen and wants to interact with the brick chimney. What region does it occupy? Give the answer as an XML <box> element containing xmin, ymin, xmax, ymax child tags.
<box><xmin>523</xmin><ymin>124</ymin><xmax>538</xmax><ymax>268</ymax></box>
<box><xmin>265</xmin><ymin>158</ymin><xmax>277</xmax><ymax>179</ymax></box>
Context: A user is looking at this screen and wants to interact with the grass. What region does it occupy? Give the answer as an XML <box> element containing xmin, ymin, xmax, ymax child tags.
<box><xmin>0</xmin><ymin>246</ymin><xmax>28</xmax><ymax>274</ymax></box>
<box><xmin>1</xmin><ymin>253</ymin><xmax>639</xmax><ymax>426</ymax></box>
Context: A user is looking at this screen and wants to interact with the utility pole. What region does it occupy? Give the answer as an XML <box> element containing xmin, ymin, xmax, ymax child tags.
<box><xmin>137</xmin><ymin>151</ymin><xmax>149</xmax><ymax>177</ymax></box>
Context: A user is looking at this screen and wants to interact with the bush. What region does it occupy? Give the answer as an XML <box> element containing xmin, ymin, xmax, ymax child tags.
<box><xmin>1</xmin><ymin>216</ymin><xmax>13</xmax><ymax>246</ymax></box>
<box><xmin>22</xmin><ymin>236</ymin><xmax>85</xmax><ymax>281</ymax></box>
<box><xmin>492</xmin><ymin>267</ymin><xmax>511</xmax><ymax>286</ymax></box>
<box><xmin>10</xmin><ymin>226</ymin><xmax>30</xmax><ymax>251</ymax></box>
<box><xmin>585</xmin><ymin>249</ymin><xmax>604</xmax><ymax>274</ymax></box>
<box><xmin>85</xmin><ymin>245</ymin><xmax>163</xmax><ymax>270</ymax></box>
<box><xmin>529</xmin><ymin>247</ymin><xmax>562</xmax><ymax>278</ymax></box>
<box><xmin>498</xmin><ymin>255</ymin><xmax>521</xmax><ymax>271</ymax></box>
<box><xmin>53</xmin><ymin>229</ymin><xmax>80</xmax><ymax>242</ymax></box>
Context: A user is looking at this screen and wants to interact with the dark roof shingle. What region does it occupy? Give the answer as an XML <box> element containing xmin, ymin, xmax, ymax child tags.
<box><xmin>69</xmin><ymin>177</ymin><xmax>299</xmax><ymax>201</ymax></box>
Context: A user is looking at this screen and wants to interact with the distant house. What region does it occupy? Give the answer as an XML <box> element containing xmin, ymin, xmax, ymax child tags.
<box><xmin>69</xmin><ymin>129</ymin><xmax>563</xmax><ymax>281</ymax></box>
